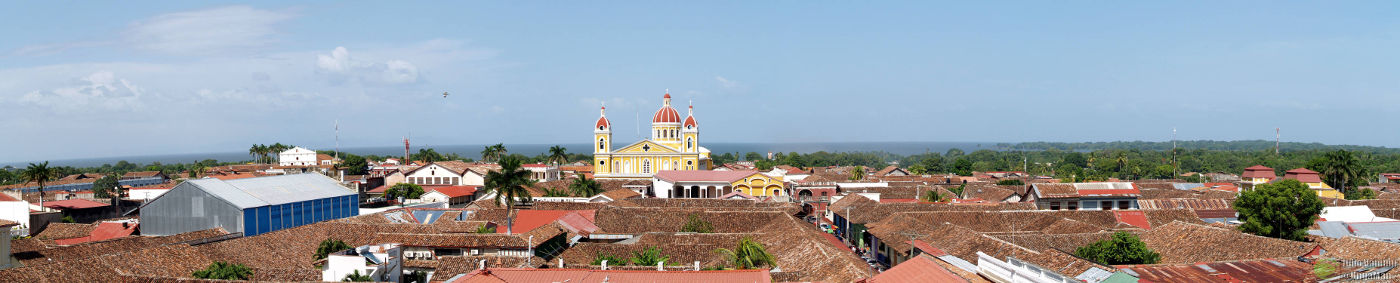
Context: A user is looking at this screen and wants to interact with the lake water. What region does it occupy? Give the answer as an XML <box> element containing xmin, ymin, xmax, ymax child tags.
<box><xmin>1</xmin><ymin>141</ymin><xmax>999</xmax><ymax>168</ymax></box>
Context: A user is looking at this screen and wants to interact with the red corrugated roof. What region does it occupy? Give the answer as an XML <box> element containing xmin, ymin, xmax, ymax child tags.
<box><xmin>1283</xmin><ymin>168</ymin><xmax>1324</xmax><ymax>183</ymax></box>
<box><xmin>0</xmin><ymin>193</ymin><xmax>19</xmax><ymax>202</ymax></box>
<box><xmin>54</xmin><ymin>222</ymin><xmax>138</xmax><ymax>245</ymax></box>
<box><xmin>426</xmin><ymin>185</ymin><xmax>478</xmax><ymax>198</ymax></box>
<box><xmin>863</xmin><ymin>255</ymin><xmax>968</xmax><ymax>283</ymax></box>
<box><xmin>450</xmin><ymin>268</ymin><xmax>772</xmax><ymax>283</ymax></box>
<box><xmin>42</xmin><ymin>199</ymin><xmax>110</xmax><ymax>210</ymax></box>
<box><xmin>1114</xmin><ymin>210</ymin><xmax>1151</xmax><ymax>229</ymax></box>
<box><xmin>509</xmin><ymin>210</ymin><xmax>596</xmax><ymax>234</ymax></box>
<box><xmin>909</xmin><ymin>240</ymin><xmax>945</xmax><ymax>256</ymax></box>
<box><xmin>1241</xmin><ymin>165</ymin><xmax>1277</xmax><ymax>179</ymax></box>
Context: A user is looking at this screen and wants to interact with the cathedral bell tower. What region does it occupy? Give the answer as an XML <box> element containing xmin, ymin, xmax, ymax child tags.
<box><xmin>594</xmin><ymin>105</ymin><xmax>612</xmax><ymax>172</ymax></box>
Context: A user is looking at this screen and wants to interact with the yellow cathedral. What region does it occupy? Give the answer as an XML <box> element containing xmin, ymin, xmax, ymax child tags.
<box><xmin>593</xmin><ymin>92</ymin><xmax>711</xmax><ymax>180</ymax></box>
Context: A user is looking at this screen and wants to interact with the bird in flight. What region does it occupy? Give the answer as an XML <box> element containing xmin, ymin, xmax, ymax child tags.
<box><xmin>442</xmin><ymin>91</ymin><xmax>449</xmax><ymax>98</ymax></box>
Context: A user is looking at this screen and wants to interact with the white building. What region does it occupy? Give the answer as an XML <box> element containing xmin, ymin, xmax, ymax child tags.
<box><xmin>522</xmin><ymin>164</ymin><xmax>561</xmax><ymax>182</ymax></box>
<box><xmin>323</xmin><ymin>243</ymin><xmax>402</xmax><ymax>282</ymax></box>
<box><xmin>279</xmin><ymin>147</ymin><xmax>319</xmax><ymax>166</ymax></box>
<box><xmin>127</xmin><ymin>187</ymin><xmax>170</xmax><ymax>201</ymax></box>
<box><xmin>0</xmin><ymin>194</ymin><xmax>29</xmax><ymax>237</ymax></box>
<box><xmin>401</xmin><ymin>161</ymin><xmax>485</xmax><ymax>186</ymax></box>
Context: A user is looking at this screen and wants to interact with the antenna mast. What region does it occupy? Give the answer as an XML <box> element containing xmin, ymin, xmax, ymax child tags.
<box><xmin>1275</xmin><ymin>128</ymin><xmax>1280</xmax><ymax>155</ymax></box>
<box><xmin>1172</xmin><ymin>127</ymin><xmax>1178</xmax><ymax>178</ymax></box>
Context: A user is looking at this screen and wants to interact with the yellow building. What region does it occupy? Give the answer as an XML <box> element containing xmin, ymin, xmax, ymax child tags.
<box><xmin>653</xmin><ymin>170</ymin><xmax>786</xmax><ymax>198</ymax></box>
<box><xmin>594</xmin><ymin>93</ymin><xmax>711</xmax><ymax>180</ymax></box>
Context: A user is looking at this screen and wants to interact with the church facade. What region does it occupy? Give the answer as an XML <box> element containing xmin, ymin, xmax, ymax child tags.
<box><xmin>593</xmin><ymin>93</ymin><xmax>711</xmax><ymax>180</ymax></box>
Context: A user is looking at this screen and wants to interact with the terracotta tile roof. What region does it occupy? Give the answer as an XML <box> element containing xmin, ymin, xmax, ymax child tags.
<box><xmin>371</xmin><ymin>232</ymin><xmax>534</xmax><ymax>248</ymax></box>
<box><xmin>120</xmin><ymin>171</ymin><xmax>164</xmax><ymax>179</ymax></box>
<box><xmin>13</xmin><ymin>228</ymin><xmax>229</xmax><ymax>267</ymax></box>
<box><xmin>597</xmin><ymin>188</ymin><xmax>641</xmax><ymax>201</ymax></box>
<box><xmin>505</xmin><ymin>210</ymin><xmax>596</xmax><ymax>234</ymax></box>
<box><xmin>1138</xmin><ymin>221</ymin><xmax>1315</xmax><ymax>264</ymax></box>
<box><xmin>427</xmin><ymin>185</ymin><xmax>479</xmax><ymax>198</ymax></box>
<box><xmin>41</xmin><ymin>199</ymin><xmax>109</xmax><ymax>210</ymax></box>
<box><xmin>1118</xmin><ymin>258</ymin><xmax>1313</xmax><ymax>283</ymax></box>
<box><xmin>1283</xmin><ymin>168</ymin><xmax>1324</xmax><ymax>183</ymax></box>
<box><xmin>53</xmin><ymin>222</ymin><xmax>139</xmax><ymax>245</ymax></box>
<box><xmin>1311</xmin><ymin>236</ymin><xmax>1400</xmax><ymax>260</ymax></box>
<box><xmin>448</xmin><ymin>268</ymin><xmax>772</xmax><ymax>283</ymax></box>
<box><xmin>989</xmin><ymin>231</ymin><xmax>1122</xmax><ymax>253</ymax></box>
<box><xmin>862</xmin><ymin>254</ymin><xmax>968</xmax><ymax>282</ymax></box>
<box><xmin>874</xmin><ymin>166</ymin><xmax>904</xmax><ymax>176</ymax></box>
<box><xmin>913</xmin><ymin>224</ymin><xmax>1111</xmax><ymax>277</ymax></box>
<box><xmin>653</xmin><ymin>170</ymin><xmax>759</xmax><ymax>183</ymax></box>
<box><xmin>34</xmin><ymin>223</ymin><xmax>98</xmax><ymax>240</ymax></box>
<box><xmin>1138</xmin><ymin>187</ymin><xmax>1238</xmax><ymax>200</ymax></box>
<box><xmin>1137</xmin><ymin>198</ymin><xmax>1233</xmax><ymax>210</ymax></box>
<box><xmin>830</xmin><ymin>194</ymin><xmax>1037</xmax><ymax>225</ymax></box>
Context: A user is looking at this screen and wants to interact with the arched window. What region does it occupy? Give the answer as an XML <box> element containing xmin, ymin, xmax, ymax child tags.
<box><xmin>599</xmin><ymin>138</ymin><xmax>605</xmax><ymax>150</ymax></box>
<box><xmin>687</xmin><ymin>139</ymin><xmax>693</xmax><ymax>149</ymax></box>
<box><xmin>642</xmin><ymin>159</ymin><xmax>651</xmax><ymax>174</ymax></box>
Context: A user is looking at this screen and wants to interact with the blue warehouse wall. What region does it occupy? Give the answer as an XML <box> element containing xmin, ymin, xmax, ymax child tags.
<box><xmin>242</xmin><ymin>194</ymin><xmax>358</xmax><ymax>236</ymax></box>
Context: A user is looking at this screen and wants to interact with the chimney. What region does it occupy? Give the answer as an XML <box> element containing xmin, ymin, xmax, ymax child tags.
<box><xmin>657</xmin><ymin>261</ymin><xmax>664</xmax><ymax>271</ymax></box>
<box><xmin>601</xmin><ymin>260</ymin><xmax>608</xmax><ymax>270</ymax></box>
<box><xmin>694</xmin><ymin>261</ymin><xmax>700</xmax><ymax>271</ymax></box>
<box><xmin>558</xmin><ymin>258</ymin><xmax>564</xmax><ymax>268</ymax></box>
<box><xmin>478</xmin><ymin>259</ymin><xmax>486</xmax><ymax>270</ymax></box>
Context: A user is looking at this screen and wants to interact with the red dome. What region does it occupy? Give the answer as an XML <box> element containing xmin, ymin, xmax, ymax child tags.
<box><xmin>683</xmin><ymin>115</ymin><xmax>697</xmax><ymax>128</ymax></box>
<box><xmin>653</xmin><ymin>106</ymin><xmax>681</xmax><ymax>123</ymax></box>
<box><xmin>596</xmin><ymin>116</ymin><xmax>610</xmax><ymax>129</ymax></box>
<box><xmin>596</xmin><ymin>106</ymin><xmax>610</xmax><ymax>130</ymax></box>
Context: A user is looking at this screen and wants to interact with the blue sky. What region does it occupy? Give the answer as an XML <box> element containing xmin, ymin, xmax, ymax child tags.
<box><xmin>3</xmin><ymin>1</ymin><xmax>1399</xmax><ymax>163</ymax></box>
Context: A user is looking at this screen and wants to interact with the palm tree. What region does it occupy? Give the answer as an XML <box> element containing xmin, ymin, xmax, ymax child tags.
<box><xmin>1115</xmin><ymin>152</ymin><xmax>1128</xmax><ymax>179</ymax></box>
<box><xmin>1318</xmin><ymin>150</ymin><xmax>1363</xmax><ymax>194</ymax></box>
<box><xmin>249</xmin><ymin>144</ymin><xmax>261</xmax><ymax>163</ymax></box>
<box><xmin>714</xmin><ymin>237</ymin><xmax>775</xmax><ymax>269</ymax></box>
<box><xmin>547</xmin><ymin>145</ymin><xmax>569</xmax><ymax>165</ymax></box>
<box><xmin>570</xmin><ymin>175</ymin><xmax>603</xmax><ymax>197</ymax></box>
<box><xmin>482</xmin><ymin>156</ymin><xmax>533</xmax><ymax>235</ymax></box>
<box><xmin>21</xmin><ymin>162</ymin><xmax>60</xmax><ymax>208</ymax></box>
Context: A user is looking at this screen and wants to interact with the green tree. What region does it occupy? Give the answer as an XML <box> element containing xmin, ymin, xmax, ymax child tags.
<box><xmin>1315</xmin><ymin>150</ymin><xmax>1364</xmax><ymax>194</ymax></box>
<box><xmin>542</xmin><ymin>187</ymin><xmax>571</xmax><ymax>197</ymax></box>
<box><xmin>681</xmin><ymin>214</ymin><xmax>714</xmax><ymax>233</ymax></box>
<box><xmin>952</xmin><ymin>159</ymin><xmax>974</xmax><ymax>176</ymax></box>
<box><xmin>547</xmin><ymin>145</ymin><xmax>569</xmax><ymax>165</ymax></box>
<box><xmin>21</xmin><ymin>162</ymin><xmax>61</xmax><ymax>208</ymax></box>
<box><xmin>403</xmin><ymin>270</ymin><xmax>428</xmax><ymax>283</ymax></box>
<box><xmin>482</xmin><ymin>156</ymin><xmax>534</xmax><ymax>235</ymax></box>
<box><xmin>629</xmin><ymin>246</ymin><xmax>670</xmax><ymax>266</ymax></box>
<box><xmin>1313</xmin><ymin>258</ymin><xmax>1337</xmax><ymax>279</ymax></box>
<box><xmin>907</xmin><ymin>164</ymin><xmax>927</xmax><ymax>175</ymax></box>
<box><xmin>947</xmin><ymin>184</ymin><xmax>966</xmax><ymax>198</ymax></box>
<box><xmin>473</xmin><ymin>225</ymin><xmax>496</xmax><ymax>234</ymax></box>
<box><xmin>569</xmin><ymin>175</ymin><xmax>603</xmax><ymax>197</ymax></box>
<box><xmin>413</xmin><ymin>148</ymin><xmax>445</xmax><ymax>163</ymax></box>
<box><xmin>591</xmin><ymin>252</ymin><xmax>629</xmax><ymax>265</ymax></box>
<box><xmin>920</xmin><ymin>190</ymin><xmax>948</xmax><ymax>202</ymax></box>
<box><xmin>1345</xmin><ymin>188</ymin><xmax>1378</xmax><ymax>200</ymax></box>
<box><xmin>314</xmin><ymin>238</ymin><xmax>354</xmax><ymax>261</ymax></box>
<box><xmin>1233</xmin><ymin>179</ymin><xmax>1324</xmax><ymax>241</ymax></box>
<box><xmin>192</xmin><ymin>261</ymin><xmax>253</xmax><ymax>280</ymax></box>
<box><xmin>385</xmin><ymin>183</ymin><xmax>425</xmax><ymax>201</ymax></box>
<box><xmin>1073</xmin><ymin>232</ymin><xmax>1160</xmax><ymax>265</ymax></box>
<box><xmin>715</xmin><ymin>237</ymin><xmax>775</xmax><ymax>270</ymax></box>
<box><xmin>340</xmin><ymin>155</ymin><xmax>368</xmax><ymax>175</ymax></box>
<box><xmin>945</xmin><ymin>148</ymin><xmax>965</xmax><ymax>158</ymax></box>
<box><xmin>61</xmin><ymin>216</ymin><xmax>75</xmax><ymax>223</ymax></box>
<box><xmin>342</xmin><ymin>270</ymin><xmax>373</xmax><ymax>282</ymax></box>
<box><xmin>480</xmin><ymin>143</ymin><xmax>507</xmax><ymax>163</ymax></box>
<box><xmin>848</xmin><ymin>166</ymin><xmax>864</xmax><ymax>181</ymax></box>
<box><xmin>91</xmin><ymin>173</ymin><xmax>120</xmax><ymax>199</ymax></box>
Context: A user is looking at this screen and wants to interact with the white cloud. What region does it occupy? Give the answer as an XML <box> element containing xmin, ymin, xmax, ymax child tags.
<box><xmin>19</xmin><ymin>71</ymin><xmax>146</xmax><ymax>113</ymax></box>
<box><xmin>715</xmin><ymin>76</ymin><xmax>739</xmax><ymax>88</ymax></box>
<box><xmin>123</xmin><ymin>6</ymin><xmax>294</xmax><ymax>56</ymax></box>
<box><xmin>316</xmin><ymin>46</ymin><xmax>421</xmax><ymax>85</ymax></box>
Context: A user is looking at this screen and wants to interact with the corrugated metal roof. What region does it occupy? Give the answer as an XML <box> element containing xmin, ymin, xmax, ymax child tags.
<box><xmin>186</xmin><ymin>174</ymin><xmax>354</xmax><ymax>209</ymax></box>
<box><xmin>1348</xmin><ymin>221</ymin><xmax>1400</xmax><ymax>241</ymax></box>
<box><xmin>1317</xmin><ymin>221</ymin><xmax>1351</xmax><ymax>238</ymax></box>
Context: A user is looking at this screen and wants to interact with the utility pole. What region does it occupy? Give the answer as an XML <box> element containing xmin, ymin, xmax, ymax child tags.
<box><xmin>1172</xmin><ymin>127</ymin><xmax>1178</xmax><ymax>178</ymax></box>
<box><xmin>1276</xmin><ymin>128</ymin><xmax>1280</xmax><ymax>155</ymax></box>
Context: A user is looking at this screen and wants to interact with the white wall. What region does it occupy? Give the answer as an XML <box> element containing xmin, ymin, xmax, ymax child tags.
<box><xmin>405</xmin><ymin>164</ymin><xmax>464</xmax><ymax>186</ymax></box>
<box><xmin>0</xmin><ymin>201</ymin><xmax>29</xmax><ymax>237</ymax></box>
<box><xmin>279</xmin><ymin>147</ymin><xmax>318</xmax><ymax>166</ymax></box>
<box><xmin>977</xmin><ymin>252</ymin><xmax>1078</xmax><ymax>283</ymax></box>
<box><xmin>128</xmin><ymin>189</ymin><xmax>169</xmax><ymax>201</ymax></box>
